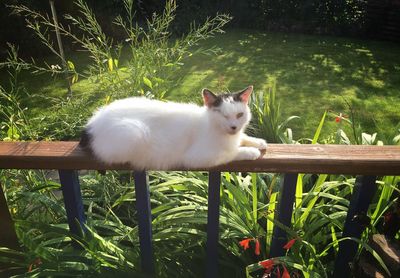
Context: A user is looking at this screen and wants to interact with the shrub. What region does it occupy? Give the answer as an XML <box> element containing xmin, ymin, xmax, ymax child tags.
<box><xmin>3</xmin><ymin>0</ymin><xmax>231</xmax><ymax>140</ymax></box>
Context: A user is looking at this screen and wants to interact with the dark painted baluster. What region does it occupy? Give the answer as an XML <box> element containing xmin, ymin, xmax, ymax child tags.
<box><xmin>59</xmin><ymin>170</ymin><xmax>86</xmax><ymax>238</ymax></box>
<box><xmin>0</xmin><ymin>182</ymin><xmax>20</xmax><ymax>250</ymax></box>
<box><xmin>333</xmin><ymin>175</ymin><xmax>377</xmax><ymax>278</ymax></box>
<box><xmin>134</xmin><ymin>171</ymin><xmax>154</xmax><ymax>275</ymax></box>
<box><xmin>206</xmin><ymin>171</ymin><xmax>221</xmax><ymax>278</ymax></box>
<box><xmin>270</xmin><ymin>173</ymin><xmax>298</xmax><ymax>257</ymax></box>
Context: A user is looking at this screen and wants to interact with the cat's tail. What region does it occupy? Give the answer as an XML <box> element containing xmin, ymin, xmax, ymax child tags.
<box><xmin>79</xmin><ymin>128</ymin><xmax>92</xmax><ymax>152</ymax></box>
<box><xmin>79</xmin><ymin>127</ymin><xmax>106</xmax><ymax>175</ymax></box>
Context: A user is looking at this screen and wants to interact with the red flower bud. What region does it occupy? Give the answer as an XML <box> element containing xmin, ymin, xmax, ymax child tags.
<box><xmin>260</xmin><ymin>259</ymin><xmax>274</xmax><ymax>273</ymax></box>
<box><xmin>255</xmin><ymin>238</ymin><xmax>260</xmax><ymax>255</ymax></box>
<box><xmin>282</xmin><ymin>265</ymin><xmax>291</xmax><ymax>278</ymax></box>
<box><xmin>283</xmin><ymin>238</ymin><xmax>297</xmax><ymax>250</ymax></box>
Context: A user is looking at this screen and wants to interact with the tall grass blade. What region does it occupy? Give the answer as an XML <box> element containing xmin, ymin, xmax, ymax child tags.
<box><xmin>251</xmin><ymin>173</ymin><xmax>257</xmax><ymax>223</ymax></box>
<box><xmin>295</xmin><ymin>174</ymin><xmax>303</xmax><ymax>208</ymax></box>
<box><xmin>296</xmin><ymin>174</ymin><xmax>328</xmax><ymax>227</ymax></box>
<box><xmin>312</xmin><ymin>111</ymin><xmax>327</xmax><ymax>144</ymax></box>
<box><xmin>266</xmin><ymin>192</ymin><xmax>278</xmax><ymax>250</ymax></box>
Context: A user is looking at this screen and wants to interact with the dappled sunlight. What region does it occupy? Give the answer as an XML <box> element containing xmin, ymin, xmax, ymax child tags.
<box><xmin>237</xmin><ymin>56</ymin><xmax>249</xmax><ymax>64</ymax></box>
<box><xmin>364</xmin><ymin>77</ymin><xmax>385</xmax><ymax>89</ymax></box>
<box><xmin>170</xmin><ymin>30</ymin><xmax>400</xmax><ymax>139</ymax></box>
<box><xmin>311</xmin><ymin>54</ymin><xmax>343</xmax><ymax>73</ymax></box>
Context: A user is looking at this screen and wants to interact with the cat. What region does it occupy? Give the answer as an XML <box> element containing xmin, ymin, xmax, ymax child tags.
<box><xmin>79</xmin><ymin>85</ymin><xmax>267</xmax><ymax>170</ymax></box>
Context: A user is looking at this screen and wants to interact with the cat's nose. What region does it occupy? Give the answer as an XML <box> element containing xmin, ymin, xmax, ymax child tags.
<box><xmin>230</xmin><ymin>126</ymin><xmax>237</xmax><ymax>131</ymax></box>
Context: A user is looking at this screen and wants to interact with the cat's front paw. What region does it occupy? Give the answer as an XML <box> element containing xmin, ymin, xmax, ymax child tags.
<box><xmin>247</xmin><ymin>148</ymin><xmax>262</xmax><ymax>160</ymax></box>
<box><xmin>235</xmin><ymin>147</ymin><xmax>262</xmax><ymax>161</ymax></box>
<box><xmin>254</xmin><ymin>138</ymin><xmax>267</xmax><ymax>150</ymax></box>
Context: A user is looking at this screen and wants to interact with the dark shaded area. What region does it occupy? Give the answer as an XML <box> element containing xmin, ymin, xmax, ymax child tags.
<box><xmin>1</xmin><ymin>0</ymin><xmax>400</xmax><ymax>59</ymax></box>
<box><xmin>0</xmin><ymin>0</ymin><xmax>128</xmax><ymax>58</ymax></box>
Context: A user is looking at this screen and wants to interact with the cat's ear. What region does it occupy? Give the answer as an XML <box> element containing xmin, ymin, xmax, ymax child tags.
<box><xmin>202</xmin><ymin>89</ymin><xmax>218</xmax><ymax>107</ymax></box>
<box><xmin>236</xmin><ymin>86</ymin><xmax>253</xmax><ymax>104</ymax></box>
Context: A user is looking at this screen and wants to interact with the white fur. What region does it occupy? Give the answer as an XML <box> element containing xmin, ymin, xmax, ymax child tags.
<box><xmin>84</xmin><ymin>95</ymin><xmax>267</xmax><ymax>170</ymax></box>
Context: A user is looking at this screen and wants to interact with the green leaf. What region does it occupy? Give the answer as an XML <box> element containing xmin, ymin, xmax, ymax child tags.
<box><xmin>312</xmin><ymin>110</ymin><xmax>327</xmax><ymax>144</ymax></box>
<box><xmin>330</xmin><ymin>225</ymin><xmax>339</xmax><ymax>254</ymax></box>
<box><xmin>143</xmin><ymin>76</ymin><xmax>153</xmax><ymax>89</ymax></box>
<box><xmin>71</xmin><ymin>73</ymin><xmax>79</xmax><ymax>84</ymax></box>
<box><xmin>108</xmin><ymin>58</ymin><xmax>114</xmax><ymax>71</ymax></box>
<box><xmin>266</xmin><ymin>192</ymin><xmax>278</xmax><ymax>248</ymax></box>
<box><xmin>67</xmin><ymin>60</ymin><xmax>75</xmax><ymax>70</ymax></box>
<box><xmin>296</xmin><ymin>174</ymin><xmax>328</xmax><ymax>227</ymax></box>
<box><xmin>251</xmin><ymin>173</ymin><xmax>257</xmax><ymax>223</ymax></box>
<box><xmin>295</xmin><ymin>174</ymin><xmax>303</xmax><ymax>208</ymax></box>
<box><xmin>7</xmin><ymin>126</ymin><xmax>20</xmax><ymax>140</ymax></box>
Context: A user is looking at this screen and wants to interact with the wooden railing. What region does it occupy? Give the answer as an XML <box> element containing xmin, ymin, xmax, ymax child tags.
<box><xmin>0</xmin><ymin>142</ymin><xmax>399</xmax><ymax>277</ymax></box>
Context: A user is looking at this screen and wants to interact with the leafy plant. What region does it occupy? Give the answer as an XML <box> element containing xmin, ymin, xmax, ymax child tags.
<box><xmin>3</xmin><ymin>0</ymin><xmax>231</xmax><ymax>141</ymax></box>
<box><xmin>250</xmin><ymin>82</ymin><xmax>299</xmax><ymax>144</ymax></box>
<box><xmin>9</xmin><ymin>0</ymin><xmax>231</xmax><ymax>101</ymax></box>
<box><xmin>0</xmin><ymin>45</ymin><xmax>36</xmax><ymax>141</ymax></box>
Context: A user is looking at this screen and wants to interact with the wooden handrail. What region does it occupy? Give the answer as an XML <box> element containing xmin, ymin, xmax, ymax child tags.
<box><xmin>0</xmin><ymin>141</ymin><xmax>399</xmax><ymax>175</ymax></box>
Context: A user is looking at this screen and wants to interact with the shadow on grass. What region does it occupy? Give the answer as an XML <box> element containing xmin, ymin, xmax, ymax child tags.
<box><xmin>170</xmin><ymin>29</ymin><xmax>400</xmax><ymax>140</ymax></box>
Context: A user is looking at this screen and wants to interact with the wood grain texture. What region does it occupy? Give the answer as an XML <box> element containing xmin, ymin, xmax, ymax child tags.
<box><xmin>0</xmin><ymin>141</ymin><xmax>399</xmax><ymax>175</ymax></box>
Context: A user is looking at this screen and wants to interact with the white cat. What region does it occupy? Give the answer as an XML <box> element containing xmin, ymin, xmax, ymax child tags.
<box><xmin>80</xmin><ymin>86</ymin><xmax>267</xmax><ymax>170</ymax></box>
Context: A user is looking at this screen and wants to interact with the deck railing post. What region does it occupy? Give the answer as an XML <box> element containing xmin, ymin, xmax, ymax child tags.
<box><xmin>333</xmin><ymin>175</ymin><xmax>377</xmax><ymax>277</ymax></box>
<box><xmin>270</xmin><ymin>173</ymin><xmax>298</xmax><ymax>257</ymax></box>
<box><xmin>0</xmin><ymin>182</ymin><xmax>20</xmax><ymax>250</ymax></box>
<box><xmin>58</xmin><ymin>170</ymin><xmax>86</xmax><ymax>238</ymax></box>
<box><xmin>206</xmin><ymin>171</ymin><xmax>221</xmax><ymax>278</ymax></box>
<box><xmin>133</xmin><ymin>171</ymin><xmax>154</xmax><ymax>275</ymax></box>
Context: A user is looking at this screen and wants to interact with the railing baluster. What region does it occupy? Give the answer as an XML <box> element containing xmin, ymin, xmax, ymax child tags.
<box><xmin>133</xmin><ymin>171</ymin><xmax>154</xmax><ymax>275</ymax></box>
<box><xmin>0</xmin><ymin>182</ymin><xmax>20</xmax><ymax>250</ymax></box>
<box><xmin>333</xmin><ymin>175</ymin><xmax>377</xmax><ymax>277</ymax></box>
<box><xmin>270</xmin><ymin>173</ymin><xmax>298</xmax><ymax>257</ymax></box>
<box><xmin>58</xmin><ymin>170</ymin><xmax>86</xmax><ymax>238</ymax></box>
<box><xmin>206</xmin><ymin>171</ymin><xmax>221</xmax><ymax>278</ymax></box>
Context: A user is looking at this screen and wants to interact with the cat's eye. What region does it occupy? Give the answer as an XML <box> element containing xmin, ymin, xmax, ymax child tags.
<box><xmin>236</xmin><ymin>112</ymin><xmax>244</xmax><ymax>119</ymax></box>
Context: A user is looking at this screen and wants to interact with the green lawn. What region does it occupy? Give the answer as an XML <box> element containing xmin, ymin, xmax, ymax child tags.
<box><xmin>169</xmin><ymin>29</ymin><xmax>400</xmax><ymax>142</ymax></box>
<box><xmin>4</xmin><ymin>29</ymin><xmax>400</xmax><ymax>142</ymax></box>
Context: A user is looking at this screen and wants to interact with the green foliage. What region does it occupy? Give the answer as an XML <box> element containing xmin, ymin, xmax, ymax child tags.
<box><xmin>2</xmin><ymin>167</ymin><xmax>398</xmax><ymax>276</ymax></box>
<box><xmin>250</xmin><ymin>81</ymin><xmax>299</xmax><ymax>143</ymax></box>
<box><xmin>2</xmin><ymin>0</ymin><xmax>231</xmax><ymax>140</ymax></box>
<box><xmin>0</xmin><ymin>45</ymin><xmax>36</xmax><ymax>141</ymax></box>
<box><xmin>8</xmin><ymin>0</ymin><xmax>230</xmax><ymax>102</ymax></box>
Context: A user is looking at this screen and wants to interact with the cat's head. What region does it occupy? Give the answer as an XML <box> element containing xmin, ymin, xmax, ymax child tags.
<box><xmin>202</xmin><ymin>86</ymin><xmax>253</xmax><ymax>135</ymax></box>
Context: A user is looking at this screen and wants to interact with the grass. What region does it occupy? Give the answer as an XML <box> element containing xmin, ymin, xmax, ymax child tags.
<box><xmin>169</xmin><ymin>29</ymin><xmax>400</xmax><ymax>141</ymax></box>
<box><xmin>3</xmin><ymin>29</ymin><xmax>400</xmax><ymax>142</ymax></box>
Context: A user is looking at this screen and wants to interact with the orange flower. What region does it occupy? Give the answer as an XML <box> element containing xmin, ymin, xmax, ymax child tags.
<box><xmin>260</xmin><ymin>259</ymin><xmax>274</xmax><ymax>273</ymax></box>
<box><xmin>282</xmin><ymin>265</ymin><xmax>291</xmax><ymax>278</ymax></box>
<box><xmin>283</xmin><ymin>238</ymin><xmax>297</xmax><ymax>250</ymax></box>
<box><xmin>239</xmin><ymin>238</ymin><xmax>251</xmax><ymax>250</ymax></box>
<box><xmin>239</xmin><ymin>238</ymin><xmax>261</xmax><ymax>255</ymax></box>
<box><xmin>255</xmin><ymin>238</ymin><xmax>260</xmax><ymax>255</ymax></box>
<box><xmin>335</xmin><ymin>113</ymin><xmax>347</xmax><ymax>123</ymax></box>
<box><xmin>277</xmin><ymin>265</ymin><xmax>281</xmax><ymax>278</ymax></box>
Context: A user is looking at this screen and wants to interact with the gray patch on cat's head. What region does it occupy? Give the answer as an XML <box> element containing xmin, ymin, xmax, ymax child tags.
<box><xmin>202</xmin><ymin>86</ymin><xmax>253</xmax><ymax>108</ymax></box>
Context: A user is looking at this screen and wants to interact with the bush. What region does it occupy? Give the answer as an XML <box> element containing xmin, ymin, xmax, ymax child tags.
<box><xmin>1</xmin><ymin>0</ymin><xmax>231</xmax><ymax>140</ymax></box>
